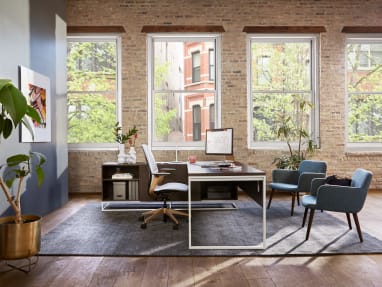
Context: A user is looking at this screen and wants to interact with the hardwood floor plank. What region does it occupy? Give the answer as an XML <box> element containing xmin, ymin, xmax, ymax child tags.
<box><xmin>113</xmin><ymin>257</ymin><xmax>148</xmax><ymax>287</ymax></box>
<box><xmin>168</xmin><ymin>256</ymin><xmax>195</xmax><ymax>287</ymax></box>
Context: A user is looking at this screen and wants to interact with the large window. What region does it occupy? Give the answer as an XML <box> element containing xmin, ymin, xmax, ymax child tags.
<box><xmin>248</xmin><ymin>35</ymin><xmax>320</xmax><ymax>149</ymax></box>
<box><xmin>67</xmin><ymin>35</ymin><xmax>120</xmax><ymax>149</ymax></box>
<box><xmin>346</xmin><ymin>36</ymin><xmax>382</xmax><ymax>149</ymax></box>
<box><xmin>148</xmin><ymin>34</ymin><xmax>221</xmax><ymax>149</ymax></box>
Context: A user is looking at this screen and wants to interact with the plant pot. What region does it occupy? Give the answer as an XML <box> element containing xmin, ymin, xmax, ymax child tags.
<box><xmin>0</xmin><ymin>215</ymin><xmax>41</xmax><ymax>260</ymax></box>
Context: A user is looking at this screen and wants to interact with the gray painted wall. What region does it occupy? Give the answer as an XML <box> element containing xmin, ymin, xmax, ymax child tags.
<box><xmin>0</xmin><ymin>0</ymin><xmax>68</xmax><ymax>216</ymax></box>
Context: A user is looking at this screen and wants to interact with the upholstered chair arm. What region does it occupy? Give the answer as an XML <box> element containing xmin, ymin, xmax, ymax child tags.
<box><xmin>272</xmin><ymin>169</ymin><xmax>299</xmax><ymax>184</ymax></box>
<box><xmin>310</xmin><ymin>177</ymin><xmax>326</xmax><ymax>196</ymax></box>
<box><xmin>298</xmin><ymin>172</ymin><xmax>326</xmax><ymax>192</ymax></box>
<box><xmin>315</xmin><ymin>185</ymin><xmax>365</xmax><ymax>213</ymax></box>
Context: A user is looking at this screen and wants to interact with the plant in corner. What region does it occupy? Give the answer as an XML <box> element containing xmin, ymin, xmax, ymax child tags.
<box><xmin>272</xmin><ymin>94</ymin><xmax>316</xmax><ymax>170</ymax></box>
<box><xmin>0</xmin><ymin>79</ymin><xmax>46</xmax><ymax>262</ymax></box>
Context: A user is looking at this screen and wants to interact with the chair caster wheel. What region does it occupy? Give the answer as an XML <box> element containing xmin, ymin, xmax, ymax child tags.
<box><xmin>138</xmin><ymin>215</ymin><xmax>144</xmax><ymax>221</ymax></box>
<box><xmin>141</xmin><ymin>223</ymin><xmax>147</xmax><ymax>229</ymax></box>
<box><xmin>173</xmin><ymin>224</ymin><xmax>179</xmax><ymax>230</ymax></box>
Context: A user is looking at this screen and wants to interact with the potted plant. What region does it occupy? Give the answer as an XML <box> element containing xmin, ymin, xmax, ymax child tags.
<box><xmin>113</xmin><ymin>122</ymin><xmax>138</xmax><ymax>163</ymax></box>
<box><xmin>272</xmin><ymin>94</ymin><xmax>316</xmax><ymax>170</ymax></box>
<box><xmin>0</xmin><ymin>79</ymin><xmax>46</xmax><ymax>261</ymax></box>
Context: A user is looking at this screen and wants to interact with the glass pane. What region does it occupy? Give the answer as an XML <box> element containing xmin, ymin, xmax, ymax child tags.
<box><xmin>154</xmin><ymin>41</ymin><xmax>215</xmax><ymax>90</ymax></box>
<box><xmin>251</xmin><ymin>41</ymin><xmax>311</xmax><ymax>91</ymax></box>
<box><xmin>348</xmin><ymin>93</ymin><xmax>382</xmax><ymax>143</ymax></box>
<box><xmin>347</xmin><ymin>43</ymin><xmax>382</xmax><ymax>93</ymax></box>
<box><xmin>67</xmin><ymin>40</ymin><xmax>117</xmax><ymax>144</ymax></box>
<box><xmin>153</xmin><ymin>91</ymin><xmax>215</xmax><ymax>144</ymax></box>
<box><xmin>252</xmin><ymin>93</ymin><xmax>312</xmax><ymax>142</ymax></box>
<box><xmin>67</xmin><ymin>92</ymin><xmax>116</xmax><ymax>143</ymax></box>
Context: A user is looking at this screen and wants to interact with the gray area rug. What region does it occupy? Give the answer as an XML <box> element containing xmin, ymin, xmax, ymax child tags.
<box><xmin>40</xmin><ymin>201</ymin><xmax>382</xmax><ymax>256</ymax></box>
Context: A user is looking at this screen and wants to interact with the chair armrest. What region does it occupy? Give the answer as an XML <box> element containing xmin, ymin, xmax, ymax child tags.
<box><xmin>272</xmin><ymin>169</ymin><xmax>299</xmax><ymax>184</ymax></box>
<box><xmin>298</xmin><ymin>172</ymin><xmax>326</xmax><ymax>192</ymax></box>
<box><xmin>310</xmin><ymin>177</ymin><xmax>326</xmax><ymax>196</ymax></box>
<box><xmin>153</xmin><ymin>172</ymin><xmax>171</xmax><ymax>177</ymax></box>
<box><xmin>316</xmin><ymin>185</ymin><xmax>365</xmax><ymax>213</ymax></box>
<box><xmin>160</xmin><ymin>168</ymin><xmax>176</xmax><ymax>172</ymax></box>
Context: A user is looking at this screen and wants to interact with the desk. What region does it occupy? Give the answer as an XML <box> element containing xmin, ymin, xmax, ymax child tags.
<box><xmin>187</xmin><ymin>161</ymin><xmax>267</xmax><ymax>250</ymax></box>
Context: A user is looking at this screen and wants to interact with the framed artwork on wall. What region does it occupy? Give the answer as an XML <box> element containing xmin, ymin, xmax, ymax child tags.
<box><xmin>20</xmin><ymin>66</ymin><xmax>51</xmax><ymax>142</ymax></box>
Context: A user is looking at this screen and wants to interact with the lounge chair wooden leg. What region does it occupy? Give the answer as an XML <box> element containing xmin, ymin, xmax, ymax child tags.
<box><xmin>302</xmin><ymin>207</ymin><xmax>308</xmax><ymax>227</ymax></box>
<box><xmin>296</xmin><ymin>192</ymin><xmax>300</xmax><ymax>206</ymax></box>
<box><xmin>353</xmin><ymin>213</ymin><xmax>363</xmax><ymax>242</ymax></box>
<box><xmin>291</xmin><ymin>192</ymin><xmax>295</xmax><ymax>216</ymax></box>
<box><xmin>306</xmin><ymin>208</ymin><xmax>315</xmax><ymax>240</ymax></box>
<box><xmin>346</xmin><ymin>213</ymin><xmax>352</xmax><ymax>229</ymax></box>
<box><xmin>267</xmin><ymin>189</ymin><xmax>275</xmax><ymax>209</ymax></box>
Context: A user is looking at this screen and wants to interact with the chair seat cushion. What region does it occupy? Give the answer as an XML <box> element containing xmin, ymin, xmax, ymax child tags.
<box><xmin>301</xmin><ymin>194</ymin><xmax>317</xmax><ymax>208</ymax></box>
<box><xmin>269</xmin><ymin>182</ymin><xmax>298</xmax><ymax>192</ymax></box>
<box><xmin>155</xmin><ymin>182</ymin><xmax>188</xmax><ymax>193</ymax></box>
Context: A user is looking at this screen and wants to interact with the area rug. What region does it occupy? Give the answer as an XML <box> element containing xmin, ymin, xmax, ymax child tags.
<box><xmin>39</xmin><ymin>201</ymin><xmax>382</xmax><ymax>256</ymax></box>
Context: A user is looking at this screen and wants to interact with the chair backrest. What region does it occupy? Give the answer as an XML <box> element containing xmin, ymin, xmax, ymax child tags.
<box><xmin>298</xmin><ymin>160</ymin><xmax>327</xmax><ymax>174</ymax></box>
<box><xmin>141</xmin><ymin>144</ymin><xmax>159</xmax><ymax>176</ymax></box>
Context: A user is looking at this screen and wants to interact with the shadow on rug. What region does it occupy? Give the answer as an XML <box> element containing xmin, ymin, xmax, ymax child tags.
<box><xmin>40</xmin><ymin>201</ymin><xmax>382</xmax><ymax>256</ymax></box>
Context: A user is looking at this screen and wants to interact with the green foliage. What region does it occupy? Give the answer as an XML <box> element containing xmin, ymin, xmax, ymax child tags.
<box><xmin>0</xmin><ymin>79</ymin><xmax>40</xmax><ymax>140</ymax></box>
<box><xmin>347</xmin><ymin>43</ymin><xmax>382</xmax><ymax>142</ymax></box>
<box><xmin>153</xmin><ymin>59</ymin><xmax>177</xmax><ymax>140</ymax></box>
<box><xmin>67</xmin><ymin>41</ymin><xmax>117</xmax><ymax>143</ymax></box>
<box><xmin>154</xmin><ymin>94</ymin><xmax>177</xmax><ymax>140</ymax></box>
<box><xmin>0</xmin><ymin>79</ymin><xmax>46</xmax><ymax>224</ymax></box>
<box><xmin>113</xmin><ymin>122</ymin><xmax>138</xmax><ymax>144</ymax></box>
<box><xmin>67</xmin><ymin>93</ymin><xmax>116</xmax><ymax>143</ymax></box>
<box><xmin>273</xmin><ymin>95</ymin><xmax>316</xmax><ymax>170</ymax></box>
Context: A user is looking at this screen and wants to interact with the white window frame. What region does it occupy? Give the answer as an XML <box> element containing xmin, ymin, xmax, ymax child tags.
<box><xmin>67</xmin><ymin>34</ymin><xmax>122</xmax><ymax>151</ymax></box>
<box><xmin>147</xmin><ymin>33</ymin><xmax>222</xmax><ymax>151</ymax></box>
<box><xmin>345</xmin><ymin>34</ymin><xmax>382</xmax><ymax>152</ymax></box>
<box><xmin>247</xmin><ymin>34</ymin><xmax>320</xmax><ymax>150</ymax></box>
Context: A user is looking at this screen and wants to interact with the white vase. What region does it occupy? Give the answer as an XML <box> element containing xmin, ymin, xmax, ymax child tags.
<box><xmin>117</xmin><ymin>143</ymin><xmax>127</xmax><ymax>163</ymax></box>
<box><xmin>126</xmin><ymin>147</ymin><xmax>137</xmax><ymax>164</ymax></box>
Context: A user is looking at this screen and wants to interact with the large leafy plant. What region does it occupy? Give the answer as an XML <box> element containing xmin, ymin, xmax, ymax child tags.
<box><xmin>0</xmin><ymin>79</ymin><xmax>46</xmax><ymax>224</ymax></box>
<box><xmin>273</xmin><ymin>95</ymin><xmax>316</xmax><ymax>170</ymax></box>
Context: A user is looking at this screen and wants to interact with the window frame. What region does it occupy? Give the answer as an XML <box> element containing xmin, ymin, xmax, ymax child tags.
<box><xmin>345</xmin><ymin>34</ymin><xmax>382</xmax><ymax>152</ymax></box>
<box><xmin>246</xmin><ymin>33</ymin><xmax>320</xmax><ymax>150</ymax></box>
<box><xmin>67</xmin><ymin>34</ymin><xmax>122</xmax><ymax>151</ymax></box>
<box><xmin>147</xmin><ymin>33</ymin><xmax>222</xmax><ymax>151</ymax></box>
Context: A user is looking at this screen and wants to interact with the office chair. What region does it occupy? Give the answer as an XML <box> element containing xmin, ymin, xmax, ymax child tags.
<box><xmin>268</xmin><ymin>160</ymin><xmax>327</xmax><ymax>216</ymax></box>
<box><xmin>140</xmin><ymin>144</ymin><xmax>188</xmax><ymax>229</ymax></box>
<box><xmin>301</xmin><ymin>168</ymin><xmax>372</xmax><ymax>242</ymax></box>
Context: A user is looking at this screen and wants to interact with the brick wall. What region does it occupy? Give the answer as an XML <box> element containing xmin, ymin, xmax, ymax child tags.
<box><xmin>67</xmin><ymin>0</ymin><xmax>382</xmax><ymax>192</ymax></box>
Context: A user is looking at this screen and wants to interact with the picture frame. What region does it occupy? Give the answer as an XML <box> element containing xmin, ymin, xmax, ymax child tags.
<box><xmin>20</xmin><ymin>66</ymin><xmax>51</xmax><ymax>142</ymax></box>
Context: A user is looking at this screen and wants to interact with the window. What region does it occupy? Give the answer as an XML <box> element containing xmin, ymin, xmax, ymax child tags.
<box><xmin>67</xmin><ymin>35</ymin><xmax>121</xmax><ymax>149</ymax></box>
<box><xmin>147</xmin><ymin>34</ymin><xmax>221</xmax><ymax>149</ymax></box>
<box><xmin>192</xmin><ymin>105</ymin><xmax>201</xmax><ymax>141</ymax></box>
<box><xmin>346</xmin><ymin>36</ymin><xmax>382</xmax><ymax>149</ymax></box>
<box><xmin>192</xmin><ymin>51</ymin><xmax>201</xmax><ymax>83</ymax></box>
<box><xmin>248</xmin><ymin>35</ymin><xmax>320</xmax><ymax>149</ymax></box>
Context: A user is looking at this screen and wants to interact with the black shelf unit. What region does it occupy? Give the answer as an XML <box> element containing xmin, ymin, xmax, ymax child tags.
<box><xmin>101</xmin><ymin>162</ymin><xmax>148</xmax><ymax>202</ymax></box>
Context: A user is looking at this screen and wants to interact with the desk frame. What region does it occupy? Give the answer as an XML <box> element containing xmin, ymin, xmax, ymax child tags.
<box><xmin>188</xmin><ymin>172</ymin><xmax>267</xmax><ymax>250</ymax></box>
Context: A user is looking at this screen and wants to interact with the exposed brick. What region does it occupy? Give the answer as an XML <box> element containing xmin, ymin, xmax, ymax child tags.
<box><xmin>67</xmin><ymin>0</ymin><xmax>382</xmax><ymax>193</ymax></box>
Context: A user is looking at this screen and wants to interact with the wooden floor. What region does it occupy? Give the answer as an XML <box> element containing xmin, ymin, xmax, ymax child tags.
<box><xmin>1</xmin><ymin>191</ymin><xmax>382</xmax><ymax>287</ymax></box>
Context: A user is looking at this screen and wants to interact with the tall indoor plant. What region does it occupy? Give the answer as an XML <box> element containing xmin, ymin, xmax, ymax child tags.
<box><xmin>0</xmin><ymin>79</ymin><xmax>46</xmax><ymax>261</ymax></box>
<box><xmin>273</xmin><ymin>95</ymin><xmax>316</xmax><ymax>170</ymax></box>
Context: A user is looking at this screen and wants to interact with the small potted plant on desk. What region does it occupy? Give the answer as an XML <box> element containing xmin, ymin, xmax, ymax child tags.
<box><xmin>0</xmin><ymin>79</ymin><xmax>46</xmax><ymax>269</ymax></box>
<box><xmin>113</xmin><ymin>122</ymin><xmax>138</xmax><ymax>164</ymax></box>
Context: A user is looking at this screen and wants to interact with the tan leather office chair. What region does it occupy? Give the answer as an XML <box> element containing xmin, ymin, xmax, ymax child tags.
<box><xmin>140</xmin><ymin>144</ymin><xmax>188</xmax><ymax>229</ymax></box>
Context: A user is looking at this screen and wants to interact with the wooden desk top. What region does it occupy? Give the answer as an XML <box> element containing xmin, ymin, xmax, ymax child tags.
<box><xmin>187</xmin><ymin>161</ymin><xmax>265</xmax><ymax>176</ymax></box>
